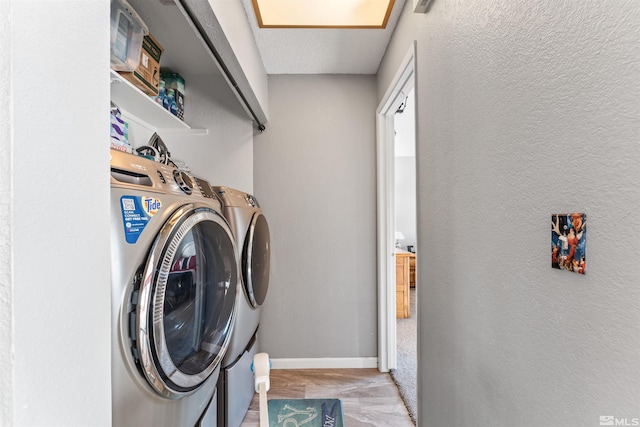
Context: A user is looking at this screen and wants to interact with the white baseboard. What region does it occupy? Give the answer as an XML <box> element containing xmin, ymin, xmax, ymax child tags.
<box><xmin>270</xmin><ymin>357</ymin><xmax>378</xmax><ymax>370</ymax></box>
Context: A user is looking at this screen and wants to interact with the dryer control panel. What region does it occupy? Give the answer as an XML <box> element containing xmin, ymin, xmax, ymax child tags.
<box><xmin>212</xmin><ymin>186</ymin><xmax>260</xmax><ymax>208</ymax></box>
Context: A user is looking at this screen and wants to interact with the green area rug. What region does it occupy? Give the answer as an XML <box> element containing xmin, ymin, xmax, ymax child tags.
<box><xmin>267</xmin><ymin>399</ymin><xmax>344</xmax><ymax>427</ymax></box>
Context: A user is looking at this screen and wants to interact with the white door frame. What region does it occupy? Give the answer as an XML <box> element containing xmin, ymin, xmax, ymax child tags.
<box><xmin>376</xmin><ymin>42</ymin><xmax>416</xmax><ymax>372</ymax></box>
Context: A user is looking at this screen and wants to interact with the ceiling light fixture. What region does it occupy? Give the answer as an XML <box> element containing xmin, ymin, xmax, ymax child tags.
<box><xmin>252</xmin><ymin>0</ymin><xmax>396</xmax><ymax>29</ymax></box>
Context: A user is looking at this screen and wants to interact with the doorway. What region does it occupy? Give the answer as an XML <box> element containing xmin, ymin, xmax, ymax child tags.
<box><xmin>376</xmin><ymin>41</ymin><xmax>416</xmax><ymax>372</ymax></box>
<box><xmin>376</xmin><ymin>41</ymin><xmax>418</xmax><ymax>423</ymax></box>
<box><xmin>392</xmin><ymin>86</ymin><xmax>418</xmax><ymax>423</ymax></box>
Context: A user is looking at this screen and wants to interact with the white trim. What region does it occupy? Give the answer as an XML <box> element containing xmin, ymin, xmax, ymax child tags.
<box><xmin>376</xmin><ymin>44</ymin><xmax>416</xmax><ymax>116</ymax></box>
<box><xmin>270</xmin><ymin>358</ymin><xmax>378</xmax><ymax>370</ymax></box>
<box><xmin>376</xmin><ymin>112</ymin><xmax>397</xmax><ymax>373</ymax></box>
<box><xmin>376</xmin><ymin>42</ymin><xmax>416</xmax><ymax>373</ymax></box>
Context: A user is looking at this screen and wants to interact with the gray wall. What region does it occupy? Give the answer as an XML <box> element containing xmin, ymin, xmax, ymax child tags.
<box><xmin>378</xmin><ymin>1</ymin><xmax>640</xmax><ymax>425</ymax></box>
<box><xmin>254</xmin><ymin>75</ymin><xmax>378</xmax><ymax>359</ymax></box>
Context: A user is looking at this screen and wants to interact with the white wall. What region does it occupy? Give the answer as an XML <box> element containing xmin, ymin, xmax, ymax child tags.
<box><xmin>209</xmin><ymin>0</ymin><xmax>269</xmax><ymax>120</ymax></box>
<box><xmin>378</xmin><ymin>1</ymin><xmax>640</xmax><ymax>425</ymax></box>
<box><xmin>394</xmin><ymin>88</ymin><xmax>417</xmax><ymax>250</ymax></box>
<box><xmin>150</xmin><ymin>74</ymin><xmax>255</xmax><ymax>193</ymax></box>
<box><xmin>395</xmin><ymin>157</ymin><xmax>416</xmax><ymax>250</ymax></box>
<box><xmin>0</xmin><ymin>0</ymin><xmax>12</xmax><ymax>423</ymax></box>
<box><xmin>254</xmin><ymin>75</ymin><xmax>378</xmax><ymax>361</ymax></box>
<box><xmin>2</xmin><ymin>1</ymin><xmax>112</xmax><ymax>426</ymax></box>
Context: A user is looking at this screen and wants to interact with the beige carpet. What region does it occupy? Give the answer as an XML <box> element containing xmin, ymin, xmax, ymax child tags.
<box><xmin>391</xmin><ymin>288</ymin><xmax>417</xmax><ymax>424</ymax></box>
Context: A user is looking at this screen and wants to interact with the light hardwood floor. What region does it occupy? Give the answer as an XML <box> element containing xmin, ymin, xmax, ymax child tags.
<box><xmin>240</xmin><ymin>368</ymin><xmax>414</xmax><ymax>426</ymax></box>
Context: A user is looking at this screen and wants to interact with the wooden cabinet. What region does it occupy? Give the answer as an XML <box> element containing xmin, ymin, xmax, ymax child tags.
<box><xmin>396</xmin><ymin>250</ymin><xmax>415</xmax><ymax>318</ymax></box>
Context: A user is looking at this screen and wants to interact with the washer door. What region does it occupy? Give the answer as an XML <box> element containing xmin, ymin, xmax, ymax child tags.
<box><xmin>133</xmin><ymin>204</ymin><xmax>238</xmax><ymax>399</ymax></box>
<box><xmin>242</xmin><ymin>212</ymin><xmax>270</xmax><ymax>308</ymax></box>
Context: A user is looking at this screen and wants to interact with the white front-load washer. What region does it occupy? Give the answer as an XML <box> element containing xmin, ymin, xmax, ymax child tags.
<box><xmin>212</xmin><ymin>186</ymin><xmax>271</xmax><ymax>427</ymax></box>
<box><xmin>110</xmin><ymin>150</ymin><xmax>240</xmax><ymax>427</ymax></box>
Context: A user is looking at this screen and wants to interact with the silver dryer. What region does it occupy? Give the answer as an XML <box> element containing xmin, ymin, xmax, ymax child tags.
<box><xmin>213</xmin><ymin>186</ymin><xmax>271</xmax><ymax>427</ymax></box>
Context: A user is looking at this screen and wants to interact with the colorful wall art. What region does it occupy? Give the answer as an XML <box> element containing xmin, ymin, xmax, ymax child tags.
<box><xmin>551</xmin><ymin>213</ymin><xmax>586</xmax><ymax>274</ymax></box>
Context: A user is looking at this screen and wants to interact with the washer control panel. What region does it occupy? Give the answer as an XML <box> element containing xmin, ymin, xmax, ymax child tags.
<box><xmin>111</xmin><ymin>150</ymin><xmax>220</xmax><ymax>206</ymax></box>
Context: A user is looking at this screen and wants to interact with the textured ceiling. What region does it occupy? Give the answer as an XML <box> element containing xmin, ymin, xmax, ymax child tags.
<box><xmin>239</xmin><ymin>0</ymin><xmax>407</xmax><ymax>74</ymax></box>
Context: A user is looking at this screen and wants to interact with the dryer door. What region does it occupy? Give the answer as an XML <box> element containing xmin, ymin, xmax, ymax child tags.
<box><xmin>133</xmin><ymin>204</ymin><xmax>239</xmax><ymax>399</ymax></box>
<box><xmin>242</xmin><ymin>212</ymin><xmax>270</xmax><ymax>308</ymax></box>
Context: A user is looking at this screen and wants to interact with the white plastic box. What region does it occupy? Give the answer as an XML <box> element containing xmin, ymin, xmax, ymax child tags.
<box><xmin>110</xmin><ymin>0</ymin><xmax>148</xmax><ymax>71</ymax></box>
